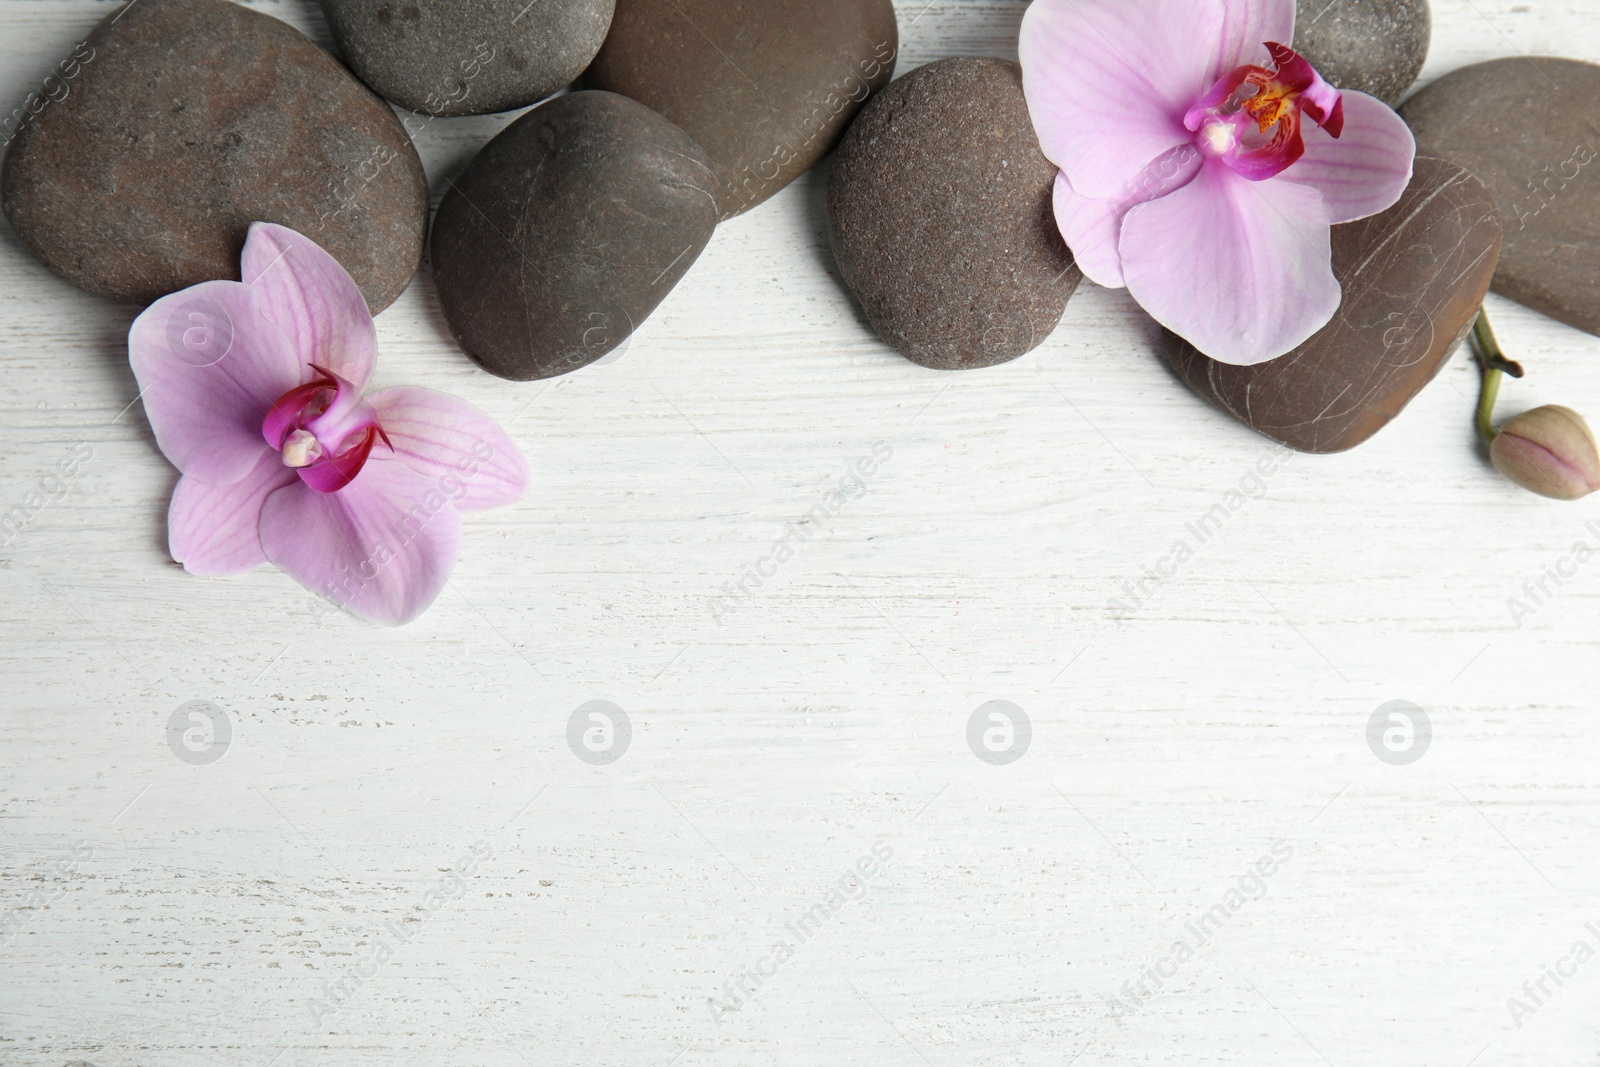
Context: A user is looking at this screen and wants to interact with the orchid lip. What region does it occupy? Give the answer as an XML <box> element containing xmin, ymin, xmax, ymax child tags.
<box><xmin>262</xmin><ymin>363</ymin><xmax>392</xmax><ymax>493</ymax></box>
<box><xmin>1184</xmin><ymin>42</ymin><xmax>1344</xmax><ymax>182</ymax></box>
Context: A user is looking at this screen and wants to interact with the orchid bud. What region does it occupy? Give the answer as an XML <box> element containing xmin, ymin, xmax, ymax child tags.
<box><xmin>1490</xmin><ymin>405</ymin><xmax>1600</xmax><ymax>501</ymax></box>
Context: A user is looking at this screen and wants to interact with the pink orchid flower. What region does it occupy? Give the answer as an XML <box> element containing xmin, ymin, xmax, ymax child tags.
<box><xmin>128</xmin><ymin>223</ymin><xmax>530</xmax><ymax>625</ymax></box>
<box><xmin>1019</xmin><ymin>0</ymin><xmax>1417</xmax><ymax>364</ymax></box>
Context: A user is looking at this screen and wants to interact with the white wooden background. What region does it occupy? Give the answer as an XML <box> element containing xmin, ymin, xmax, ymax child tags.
<box><xmin>2</xmin><ymin>2</ymin><xmax>1598</xmax><ymax>1065</ymax></box>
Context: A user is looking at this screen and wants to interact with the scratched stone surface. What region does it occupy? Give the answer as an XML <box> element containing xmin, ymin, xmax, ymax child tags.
<box><xmin>0</xmin><ymin>0</ymin><xmax>428</xmax><ymax>312</ymax></box>
<box><xmin>1400</xmin><ymin>56</ymin><xmax>1600</xmax><ymax>338</ymax></box>
<box><xmin>1159</xmin><ymin>156</ymin><xmax>1502</xmax><ymax>453</ymax></box>
<box><xmin>584</xmin><ymin>0</ymin><xmax>899</xmax><ymax>219</ymax></box>
<box><xmin>431</xmin><ymin>90</ymin><xmax>719</xmax><ymax>380</ymax></box>
<box><xmin>319</xmin><ymin>0</ymin><xmax>616</xmax><ymax>117</ymax></box>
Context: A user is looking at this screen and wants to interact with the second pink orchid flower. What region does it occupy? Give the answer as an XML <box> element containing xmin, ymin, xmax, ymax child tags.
<box><xmin>129</xmin><ymin>223</ymin><xmax>530</xmax><ymax>625</ymax></box>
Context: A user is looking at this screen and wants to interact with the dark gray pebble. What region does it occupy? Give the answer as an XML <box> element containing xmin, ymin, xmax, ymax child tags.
<box><xmin>430</xmin><ymin>91</ymin><xmax>719</xmax><ymax>381</ymax></box>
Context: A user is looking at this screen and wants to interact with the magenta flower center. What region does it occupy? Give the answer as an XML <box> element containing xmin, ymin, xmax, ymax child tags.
<box><xmin>262</xmin><ymin>364</ymin><xmax>391</xmax><ymax>494</ymax></box>
<box><xmin>1182</xmin><ymin>41</ymin><xmax>1344</xmax><ymax>182</ymax></box>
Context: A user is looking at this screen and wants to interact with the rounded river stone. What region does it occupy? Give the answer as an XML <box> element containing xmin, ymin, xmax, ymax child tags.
<box><xmin>431</xmin><ymin>91</ymin><xmax>719</xmax><ymax>381</ymax></box>
<box><xmin>320</xmin><ymin>0</ymin><xmax>616</xmax><ymax>117</ymax></box>
<box><xmin>1159</xmin><ymin>157</ymin><xmax>1502</xmax><ymax>453</ymax></box>
<box><xmin>1293</xmin><ymin>0</ymin><xmax>1430</xmax><ymax>106</ymax></box>
<box><xmin>826</xmin><ymin>57</ymin><xmax>1081</xmax><ymax>371</ymax></box>
<box><xmin>585</xmin><ymin>0</ymin><xmax>899</xmax><ymax>220</ymax></box>
<box><xmin>1401</xmin><ymin>57</ymin><xmax>1600</xmax><ymax>337</ymax></box>
<box><xmin>0</xmin><ymin>0</ymin><xmax>427</xmax><ymax>312</ymax></box>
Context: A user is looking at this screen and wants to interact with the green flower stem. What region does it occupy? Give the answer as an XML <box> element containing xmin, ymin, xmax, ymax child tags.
<box><xmin>1469</xmin><ymin>308</ymin><xmax>1523</xmax><ymax>445</ymax></box>
<box><xmin>1476</xmin><ymin>362</ymin><xmax>1503</xmax><ymax>443</ymax></box>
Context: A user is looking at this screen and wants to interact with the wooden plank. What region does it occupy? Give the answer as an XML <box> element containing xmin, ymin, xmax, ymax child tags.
<box><xmin>1</xmin><ymin>2</ymin><xmax>1598</xmax><ymax>1065</ymax></box>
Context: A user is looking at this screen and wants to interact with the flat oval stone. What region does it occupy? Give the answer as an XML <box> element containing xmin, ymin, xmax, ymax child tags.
<box><xmin>585</xmin><ymin>0</ymin><xmax>898</xmax><ymax>219</ymax></box>
<box><xmin>1159</xmin><ymin>156</ymin><xmax>1501</xmax><ymax>453</ymax></box>
<box><xmin>1293</xmin><ymin>0</ymin><xmax>1430</xmax><ymax>106</ymax></box>
<box><xmin>320</xmin><ymin>0</ymin><xmax>615</xmax><ymax>117</ymax></box>
<box><xmin>826</xmin><ymin>57</ymin><xmax>1081</xmax><ymax>371</ymax></box>
<box><xmin>1400</xmin><ymin>57</ymin><xmax>1600</xmax><ymax>337</ymax></box>
<box><xmin>0</xmin><ymin>0</ymin><xmax>427</xmax><ymax>311</ymax></box>
<box><xmin>431</xmin><ymin>91</ymin><xmax>719</xmax><ymax>381</ymax></box>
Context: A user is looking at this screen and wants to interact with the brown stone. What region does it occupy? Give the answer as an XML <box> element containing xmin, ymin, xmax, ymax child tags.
<box><xmin>1293</xmin><ymin>0</ymin><xmax>1430</xmax><ymax>107</ymax></box>
<box><xmin>430</xmin><ymin>91</ymin><xmax>719</xmax><ymax>381</ymax></box>
<box><xmin>0</xmin><ymin>0</ymin><xmax>428</xmax><ymax>312</ymax></box>
<box><xmin>584</xmin><ymin>0</ymin><xmax>898</xmax><ymax>220</ymax></box>
<box><xmin>1400</xmin><ymin>57</ymin><xmax>1600</xmax><ymax>337</ymax></box>
<box><xmin>320</xmin><ymin>0</ymin><xmax>616</xmax><ymax>117</ymax></box>
<box><xmin>1159</xmin><ymin>156</ymin><xmax>1501</xmax><ymax>453</ymax></box>
<box><xmin>826</xmin><ymin>57</ymin><xmax>1081</xmax><ymax>371</ymax></box>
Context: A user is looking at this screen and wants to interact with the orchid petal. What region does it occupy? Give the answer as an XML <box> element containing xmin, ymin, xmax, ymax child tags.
<box><xmin>1053</xmin><ymin>144</ymin><xmax>1204</xmax><ymax>288</ymax></box>
<box><xmin>168</xmin><ymin>449</ymin><xmax>297</xmax><ymax>575</ymax></box>
<box><xmin>1215</xmin><ymin>0</ymin><xmax>1295</xmax><ymax>76</ymax></box>
<box><xmin>1119</xmin><ymin>160</ymin><xmax>1339</xmax><ymax>365</ymax></box>
<box><xmin>129</xmin><ymin>280</ymin><xmax>303</xmax><ymax>486</ymax></box>
<box><xmin>366</xmin><ymin>387</ymin><xmax>532</xmax><ymax>512</ymax></box>
<box><xmin>241</xmin><ymin>222</ymin><xmax>377</xmax><ymax>389</ymax></box>
<box><xmin>1282</xmin><ymin>90</ymin><xmax>1415</xmax><ymax>224</ymax></box>
<box><xmin>1054</xmin><ymin>175</ymin><xmax>1129</xmax><ymax>289</ymax></box>
<box><xmin>1020</xmin><ymin>0</ymin><xmax>1226</xmax><ymax>198</ymax></box>
<box><xmin>259</xmin><ymin>458</ymin><xmax>462</xmax><ymax>626</ymax></box>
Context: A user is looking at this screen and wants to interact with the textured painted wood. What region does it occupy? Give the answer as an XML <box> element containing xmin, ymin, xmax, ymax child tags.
<box><xmin>2</xmin><ymin>3</ymin><xmax>1599</xmax><ymax>1067</ymax></box>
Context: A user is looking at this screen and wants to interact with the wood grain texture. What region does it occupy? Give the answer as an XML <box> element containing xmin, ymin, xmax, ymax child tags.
<box><xmin>1</xmin><ymin>3</ymin><xmax>1599</xmax><ymax>1066</ymax></box>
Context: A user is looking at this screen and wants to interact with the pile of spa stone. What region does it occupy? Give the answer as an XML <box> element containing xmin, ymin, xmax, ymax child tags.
<box><xmin>0</xmin><ymin>0</ymin><xmax>898</xmax><ymax>379</ymax></box>
<box><xmin>2</xmin><ymin>0</ymin><xmax>1597</xmax><ymax>456</ymax></box>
